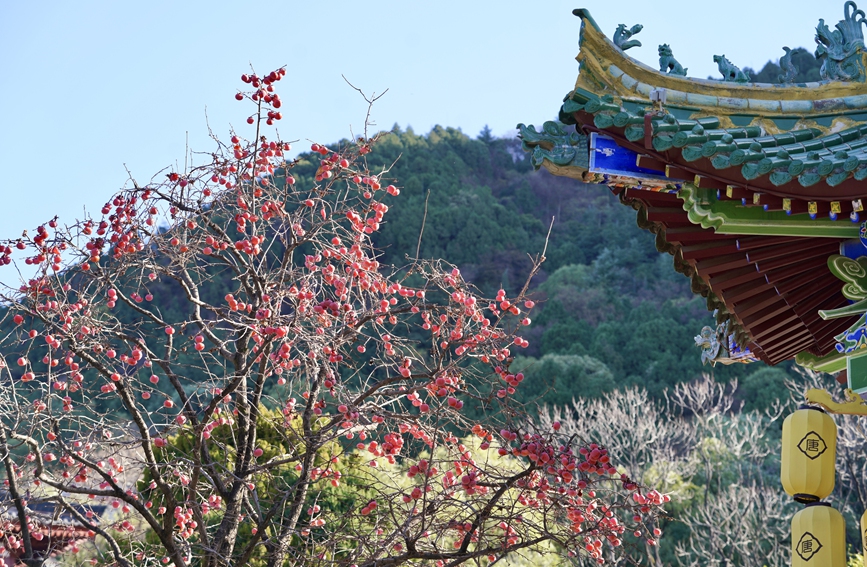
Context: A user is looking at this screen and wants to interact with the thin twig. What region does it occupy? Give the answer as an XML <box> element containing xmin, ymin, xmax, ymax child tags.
<box><xmin>341</xmin><ymin>75</ymin><xmax>389</xmax><ymax>140</ymax></box>
<box><xmin>516</xmin><ymin>216</ymin><xmax>554</xmax><ymax>300</ymax></box>
<box><xmin>541</xmin><ymin>216</ymin><xmax>554</xmax><ymax>258</ymax></box>
<box><xmin>415</xmin><ymin>189</ymin><xmax>431</xmax><ymax>259</ymax></box>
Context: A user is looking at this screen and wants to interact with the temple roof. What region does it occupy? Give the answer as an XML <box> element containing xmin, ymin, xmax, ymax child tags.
<box><xmin>562</xmin><ymin>5</ymin><xmax>867</xmax><ymax>211</ymax></box>
<box><xmin>519</xmin><ymin>2</ymin><xmax>867</xmax><ymax>369</ymax></box>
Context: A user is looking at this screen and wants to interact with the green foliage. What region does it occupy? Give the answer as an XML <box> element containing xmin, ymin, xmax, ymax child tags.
<box><xmin>139</xmin><ymin>408</ymin><xmax>349</xmax><ymax>566</ymax></box>
<box><xmin>511</xmin><ymin>353</ymin><xmax>616</xmax><ymax>402</ymax></box>
<box><xmin>365</xmin><ymin>127</ymin><xmax>542</xmax><ymax>275</ymax></box>
<box><xmin>736</xmin><ymin>367</ymin><xmax>790</xmax><ymax>413</ymax></box>
<box><xmin>529</xmin><ymin>259</ymin><xmax>740</xmax><ymax>399</ymax></box>
<box><xmin>747</xmin><ymin>47</ymin><xmax>822</xmax><ymax>83</ymax></box>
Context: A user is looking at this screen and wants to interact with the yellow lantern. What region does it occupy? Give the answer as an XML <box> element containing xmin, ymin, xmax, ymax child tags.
<box><xmin>791</xmin><ymin>503</ymin><xmax>845</xmax><ymax>567</ymax></box>
<box><xmin>861</xmin><ymin>509</ymin><xmax>867</xmax><ymax>559</ymax></box>
<box><xmin>781</xmin><ymin>406</ymin><xmax>837</xmax><ymax>503</ymax></box>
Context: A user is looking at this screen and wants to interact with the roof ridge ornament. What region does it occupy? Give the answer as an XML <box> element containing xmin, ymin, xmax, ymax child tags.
<box><xmin>613</xmin><ymin>23</ymin><xmax>643</xmax><ymax>50</ymax></box>
<box><xmin>516</xmin><ymin>122</ymin><xmax>588</xmax><ymax>171</ymax></box>
<box><xmin>816</xmin><ymin>1</ymin><xmax>867</xmax><ymax>81</ymax></box>
<box><xmin>658</xmin><ymin>45</ymin><xmax>687</xmax><ymax>76</ymax></box>
<box><xmin>779</xmin><ymin>47</ymin><xmax>799</xmax><ymax>83</ymax></box>
<box><xmin>713</xmin><ymin>54</ymin><xmax>750</xmax><ymax>82</ymax></box>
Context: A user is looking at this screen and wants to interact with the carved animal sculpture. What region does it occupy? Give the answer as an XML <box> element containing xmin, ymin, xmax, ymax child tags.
<box><xmin>695</xmin><ymin>326</ymin><xmax>722</xmax><ymax>366</ymax></box>
<box><xmin>778</xmin><ymin>46</ymin><xmax>799</xmax><ymax>83</ymax></box>
<box><xmin>613</xmin><ymin>24</ymin><xmax>643</xmax><ymax>50</ymax></box>
<box><xmin>658</xmin><ymin>44</ymin><xmax>687</xmax><ymax>76</ymax></box>
<box><xmin>713</xmin><ymin>54</ymin><xmax>750</xmax><ymax>82</ymax></box>
<box><xmin>814</xmin><ymin>1</ymin><xmax>867</xmax><ymax>82</ymax></box>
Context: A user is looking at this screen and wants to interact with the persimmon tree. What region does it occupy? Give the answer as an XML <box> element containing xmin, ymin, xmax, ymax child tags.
<box><xmin>0</xmin><ymin>67</ymin><xmax>665</xmax><ymax>567</ymax></box>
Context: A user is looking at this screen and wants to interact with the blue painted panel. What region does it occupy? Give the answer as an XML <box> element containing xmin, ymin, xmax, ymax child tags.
<box><xmin>589</xmin><ymin>133</ymin><xmax>669</xmax><ymax>181</ymax></box>
<box><xmin>839</xmin><ymin>239</ymin><xmax>867</xmax><ymax>259</ymax></box>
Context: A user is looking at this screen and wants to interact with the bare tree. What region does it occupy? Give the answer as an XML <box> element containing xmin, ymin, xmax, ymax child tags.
<box><xmin>541</xmin><ymin>376</ymin><xmax>789</xmax><ymax>567</ymax></box>
<box><xmin>539</xmin><ymin>387</ymin><xmax>693</xmax><ymax>488</ymax></box>
<box><xmin>673</xmin><ymin>483</ymin><xmax>793</xmax><ymax>567</ymax></box>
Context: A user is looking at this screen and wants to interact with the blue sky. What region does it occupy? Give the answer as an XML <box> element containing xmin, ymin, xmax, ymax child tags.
<box><xmin>0</xmin><ymin>0</ymin><xmax>836</xmax><ymax>261</ymax></box>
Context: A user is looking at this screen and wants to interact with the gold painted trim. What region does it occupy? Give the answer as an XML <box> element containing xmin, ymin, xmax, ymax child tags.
<box><xmin>805</xmin><ymin>388</ymin><xmax>867</xmax><ymax>416</ymax></box>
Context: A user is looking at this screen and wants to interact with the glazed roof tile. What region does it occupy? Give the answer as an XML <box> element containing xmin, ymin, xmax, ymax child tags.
<box><xmin>568</xmin><ymin>95</ymin><xmax>867</xmax><ymax>194</ymax></box>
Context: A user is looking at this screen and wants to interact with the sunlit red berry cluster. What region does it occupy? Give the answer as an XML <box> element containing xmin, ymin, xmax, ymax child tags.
<box><xmin>238</xmin><ymin>69</ymin><xmax>285</xmax><ymax>125</ymax></box>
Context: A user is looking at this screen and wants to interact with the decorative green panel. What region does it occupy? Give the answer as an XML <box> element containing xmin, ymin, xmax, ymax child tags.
<box><xmin>847</xmin><ymin>351</ymin><xmax>867</xmax><ymax>394</ymax></box>
<box><xmin>819</xmin><ymin>255</ymin><xmax>867</xmax><ymax>319</ymax></box>
<box><xmin>771</xmin><ymin>117</ymin><xmax>800</xmax><ymax>131</ymax></box>
<box><xmin>679</xmin><ymin>185</ymin><xmax>860</xmax><ymax>238</ymax></box>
